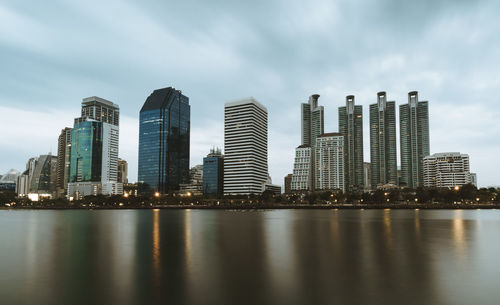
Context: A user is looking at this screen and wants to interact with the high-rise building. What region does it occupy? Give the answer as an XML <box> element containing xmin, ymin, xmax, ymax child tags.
<box><xmin>339</xmin><ymin>95</ymin><xmax>364</xmax><ymax>191</ymax></box>
<box><xmin>138</xmin><ymin>87</ymin><xmax>190</xmax><ymax>195</ymax></box>
<box><xmin>68</xmin><ymin>97</ymin><xmax>122</xmax><ymax>198</ymax></box>
<box><xmin>470</xmin><ymin>173</ymin><xmax>477</xmax><ymax>187</ymax></box>
<box><xmin>203</xmin><ymin>148</ymin><xmax>224</xmax><ymax>197</ymax></box>
<box><xmin>291</xmin><ymin>145</ymin><xmax>312</xmax><ymax>191</ymax></box>
<box><xmin>294</xmin><ymin>94</ymin><xmax>324</xmax><ymax>191</ymax></box>
<box><xmin>56</xmin><ymin>127</ymin><xmax>72</xmax><ymax>198</ymax></box>
<box><xmin>284</xmin><ymin>174</ymin><xmax>293</xmax><ymax>194</ymax></box>
<box><xmin>224</xmin><ymin>98</ymin><xmax>268</xmax><ymax>195</ymax></box>
<box><xmin>118</xmin><ymin>159</ymin><xmax>128</xmax><ymax>184</ymax></box>
<box><xmin>25</xmin><ymin>154</ymin><xmax>58</xmax><ymax>200</ymax></box>
<box><xmin>16</xmin><ymin>158</ymin><xmax>36</xmax><ymax>197</ymax></box>
<box><xmin>315</xmin><ymin>133</ymin><xmax>344</xmax><ymax>192</ymax></box>
<box><xmin>423</xmin><ymin>152</ymin><xmax>471</xmax><ymax>188</ymax></box>
<box><xmin>370</xmin><ymin>92</ymin><xmax>398</xmax><ymax>189</ymax></box>
<box><xmin>400</xmin><ymin>91</ymin><xmax>430</xmax><ymax>188</ymax></box>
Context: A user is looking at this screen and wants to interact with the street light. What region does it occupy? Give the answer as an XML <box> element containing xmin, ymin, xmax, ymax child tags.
<box><xmin>123</xmin><ymin>192</ymin><xmax>129</xmax><ymax>198</ymax></box>
<box><xmin>154</xmin><ymin>192</ymin><xmax>160</xmax><ymax>198</ymax></box>
<box><xmin>454</xmin><ymin>186</ymin><xmax>460</xmax><ymax>191</ymax></box>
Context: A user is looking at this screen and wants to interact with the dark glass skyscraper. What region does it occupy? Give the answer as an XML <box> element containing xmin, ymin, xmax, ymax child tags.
<box><xmin>339</xmin><ymin>95</ymin><xmax>364</xmax><ymax>191</ymax></box>
<box><xmin>138</xmin><ymin>87</ymin><xmax>190</xmax><ymax>194</ymax></box>
<box><xmin>399</xmin><ymin>91</ymin><xmax>430</xmax><ymax>188</ymax></box>
<box><xmin>202</xmin><ymin>148</ymin><xmax>224</xmax><ymax>197</ymax></box>
<box><xmin>369</xmin><ymin>92</ymin><xmax>397</xmax><ymax>189</ymax></box>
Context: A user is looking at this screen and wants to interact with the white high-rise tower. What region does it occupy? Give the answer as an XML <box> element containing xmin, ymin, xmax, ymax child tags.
<box><xmin>224</xmin><ymin>98</ymin><xmax>268</xmax><ymax>195</ymax></box>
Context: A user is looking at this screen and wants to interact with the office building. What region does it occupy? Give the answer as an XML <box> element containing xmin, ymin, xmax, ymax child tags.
<box><xmin>291</xmin><ymin>145</ymin><xmax>312</xmax><ymax>191</ymax></box>
<box><xmin>284</xmin><ymin>174</ymin><xmax>293</xmax><ymax>194</ymax></box>
<box><xmin>423</xmin><ymin>152</ymin><xmax>471</xmax><ymax>188</ymax></box>
<box><xmin>179</xmin><ymin>165</ymin><xmax>203</xmax><ymax>196</ymax></box>
<box><xmin>370</xmin><ymin>92</ymin><xmax>398</xmax><ymax>189</ymax></box>
<box><xmin>56</xmin><ymin>127</ymin><xmax>72</xmax><ymax>198</ymax></box>
<box><xmin>315</xmin><ymin>133</ymin><xmax>344</xmax><ymax>192</ymax></box>
<box><xmin>68</xmin><ymin>97</ymin><xmax>122</xmax><ymax>199</ymax></box>
<box><xmin>224</xmin><ymin>98</ymin><xmax>268</xmax><ymax>195</ymax></box>
<box><xmin>339</xmin><ymin>95</ymin><xmax>364</xmax><ymax>191</ymax></box>
<box><xmin>203</xmin><ymin>148</ymin><xmax>224</xmax><ymax>197</ymax></box>
<box><xmin>118</xmin><ymin>159</ymin><xmax>128</xmax><ymax>184</ymax></box>
<box><xmin>138</xmin><ymin>87</ymin><xmax>190</xmax><ymax>194</ymax></box>
<box><xmin>470</xmin><ymin>173</ymin><xmax>477</xmax><ymax>187</ymax></box>
<box><xmin>400</xmin><ymin>91</ymin><xmax>430</xmax><ymax>188</ymax></box>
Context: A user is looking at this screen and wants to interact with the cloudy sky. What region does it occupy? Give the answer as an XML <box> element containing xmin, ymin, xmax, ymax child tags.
<box><xmin>1</xmin><ymin>0</ymin><xmax>499</xmax><ymax>187</ymax></box>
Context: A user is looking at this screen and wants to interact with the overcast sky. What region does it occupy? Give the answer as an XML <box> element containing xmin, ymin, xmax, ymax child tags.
<box><xmin>1</xmin><ymin>0</ymin><xmax>499</xmax><ymax>187</ymax></box>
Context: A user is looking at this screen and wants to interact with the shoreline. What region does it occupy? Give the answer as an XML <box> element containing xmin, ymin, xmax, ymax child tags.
<box><xmin>1</xmin><ymin>204</ymin><xmax>498</xmax><ymax>210</ymax></box>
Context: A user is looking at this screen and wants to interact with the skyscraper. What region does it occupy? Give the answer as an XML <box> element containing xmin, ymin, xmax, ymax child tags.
<box><xmin>138</xmin><ymin>87</ymin><xmax>190</xmax><ymax>194</ymax></box>
<box><xmin>369</xmin><ymin>92</ymin><xmax>397</xmax><ymax>189</ymax></box>
<box><xmin>315</xmin><ymin>133</ymin><xmax>344</xmax><ymax>192</ymax></box>
<box><xmin>293</xmin><ymin>94</ymin><xmax>324</xmax><ymax>191</ymax></box>
<box><xmin>400</xmin><ymin>91</ymin><xmax>430</xmax><ymax>188</ymax></box>
<box><xmin>203</xmin><ymin>148</ymin><xmax>224</xmax><ymax>197</ymax></box>
<box><xmin>56</xmin><ymin>127</ymin><xmax>72</xmax><ymax>198</ymax></box>
<box><xmin>68</xmin><ymin>97</ymin><xmax>122</xmax><ymax>198</ymax></box>
<box><xmin>224</xmin><ymin>98</ymin><xmax>268</xmax><ymax>195</ymax></box>
<box><xmin>339</xmin><ymin>95</ymin><xmax>364</xmax><ymax>192</ymax></box>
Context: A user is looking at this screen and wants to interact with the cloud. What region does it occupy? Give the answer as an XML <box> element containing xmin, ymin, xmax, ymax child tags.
<box><xmin>1</xmin><ymin>0</ymin><xmax>500</xmax><ymax>186</ymax></box>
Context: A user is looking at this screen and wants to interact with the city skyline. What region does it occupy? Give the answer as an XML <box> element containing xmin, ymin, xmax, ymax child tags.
<box><xmin>1</xmin><ymin>0</ymin><xmax>500</xmax><ymax>187</ymax></box>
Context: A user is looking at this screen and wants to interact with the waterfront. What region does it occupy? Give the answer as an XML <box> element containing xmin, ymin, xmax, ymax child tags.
<box><xmin>1</xmin><ymin>209</ymin><xmax>499</xmax><ymax>305</ymax></box>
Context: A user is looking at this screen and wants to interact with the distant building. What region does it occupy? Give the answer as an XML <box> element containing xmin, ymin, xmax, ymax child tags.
<box><xmin>284</xmin><ymin>174</ymin><xmax>293</xmax><ymax>194</ymax></box>
<box><xmin>118</xmin><ymin>159</ymin><xmax>128</xmax><ymax>184</ymax></box>
<box><xmin>16</xmin><ymin>155</ymin><xmax>57</xmax><ymax>200</ymax></box>
<box><xmin>56</xmin><ymin>127</ymin><xmax>72</xmax><ymax>198</ymax></box>
<box><xmin>68</xmin><ymin>97</ymin><xmax>122</xmax><ymax>199</ymax></box>
<box><xmin>224</xmin><ymin>98</ymin><xmax>268</xmax><ymax>195</ymax></box>
<box><xmin>423</xmin><ymin>152</ymin><xmax>471</xmax><ymax>188</ymax></box>
<box><xmin>370</xmin><ymin>92</ymin><xmax>398</xmax><ymax>189</ymax></box>
<box><xmin>138</xmin><ymin>87</ymin><xmax>190</xmax><ymax>195</ymax></box>
<box><xmin>264</xmin><ymin>175</ymin><xmax>281</xmax><ymax>195</ymax></box>
<box><xmin>179</xmin><ymin>165</ymin><xmax>203</xmax><ymax>196</ymax></box>
<box><xmin>16</xmin><ymin>159</ymin><xmax>36</xmax><ymax>197</ymax></box>
<box><xmin>203</xmin><ymin>148</ymin><xmax>224</xmax><ymax>197</ymax></box>
<box><xmin>339</xmin><ymin>95</ymin><xmax>364</xmax><ymax>191</ymax></box>
<box><xmin>0</xmin><ymin>169</ymin><xmax>20</xmax><ymax>191</ymax></box>
<box><xmin>363</xmin><ymin>162</ymin><xmax>371</xmax><ymax>191</ymax></box>
<box><xmin>400</xmin><ymin>91</ymin><xmax>430</xmax><ymax>188</ymax></box>
<box><xmin>470</xmin><ymin>173</ymin><xmax>477</xmax><ymax>187</ymax></box>
<box><xmin>291</xmin><ymin>145</ymin><xmax>312</xmax><ymax>192</ymax></box>
<box><xmin>315</xmin><ymin>133</ymin><xmax>345</xmax><ymax>192</ymax></box>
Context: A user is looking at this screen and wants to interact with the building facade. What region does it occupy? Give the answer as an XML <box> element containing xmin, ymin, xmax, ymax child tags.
<box><xmin>138</xmin><ymin>87</ymin><xmax>190</xmax><ymax>195</ymax></box>
<box><xmin>224</xmin><ymin>98</ymin><xmax>268</xmax><ymax>195</ymax></box>
<box><xmin>68</xmin><ymin>97</ymin><xmax>122</xmax><ymax>199</ymax></box>
<box><xmin>56</xmin><ymin>127</ymin><xmax>72</xmax><ymax>198</ymax></box>
<box><xmin>284</xmin><ymin>174</ymin><xmax>293</xmax><ymax>194</ymax></box>
<box><xmin>400</xmin><ymin>91</ymin><xmax>430</xmax><ymax>188</ymax></box>
<box><xmin>369</xmin><ymin>92</ymin><xmax>398</xmax><ymax>189</ymax></box>
<box><xmin>315</xmin><ymin>133</ymin><xmax>344</xmax><ymax>192</ymax></box>
<box><xmin>179</xmin><ymin>165</ymin><xmax>203</xmax><ymax>196</ymax></box>
<box><xmin>118</xmin><ymin>159</ymin><xmax>128</xmax><ymax>184</ymax></box>
<box><xmin>339</xmin><ymin>95</ymin><xmax>364</xmax><ymax>192</ymax></box>
<box><xmin>291</xmin><ymin>145</ymin><xmax>312</xmax><ymax>191</ymax></box>
<box><xmin>202</xmin><ymin>148</ymin><xmax>224</xmax><ymax>197</ymax></box>
<box><xmin>423</xmin><ymin>152</ymin><xmax>471</xmax><ymax>188</ymax></box>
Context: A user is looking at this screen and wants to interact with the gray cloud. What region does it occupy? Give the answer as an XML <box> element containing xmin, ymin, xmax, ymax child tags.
<box><xmin>0</xmin><ymin>0</ymin><xmax>499</xmax><ymax>186</ymax></box>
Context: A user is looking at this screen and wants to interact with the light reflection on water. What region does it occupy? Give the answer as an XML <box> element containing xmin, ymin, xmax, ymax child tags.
<box><xmin>0</xmin><ymin>209</ymin><xmax>500</xmax><ymax>305</ymax></box>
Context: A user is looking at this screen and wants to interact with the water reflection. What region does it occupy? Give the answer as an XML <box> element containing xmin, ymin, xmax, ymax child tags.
<box><xmin>0</xmin><ymin>209</ymin><xmax>499</xmax><ymax>305</ymax></box>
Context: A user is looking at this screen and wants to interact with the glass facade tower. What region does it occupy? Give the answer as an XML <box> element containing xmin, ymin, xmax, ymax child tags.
<box><xmin>339</xmin><ymin>95</ymin><xmax>364</xmax><ymax>191</ymax></box>
<box><xmin>138</xmin><ymin>87</ymin><xmax>190</xmax><ymax>194</ymax></box>
<box><xmin>202</xmin><ymin>148</ymin><xmax>224</xmax><ymax>197</ymax></box>
<box><xmin>399</xmin><ymin>91</ymin><xmax>430</xmax><ymax>188</ymax></box>
<box><xmin>369</xmin><ymin>92</ymin><xmax>397</xmax><ymax>189</ymax></box>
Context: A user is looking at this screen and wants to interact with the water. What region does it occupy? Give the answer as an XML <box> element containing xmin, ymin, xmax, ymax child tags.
<box><xmin>0</xmin><ymin>209</ymin><xmax>499</xmax><ymax>305</ymax></box>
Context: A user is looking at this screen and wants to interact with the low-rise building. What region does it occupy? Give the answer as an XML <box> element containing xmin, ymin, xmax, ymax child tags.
<box><xmin>423</xmin><ymin>152</ymin><xmax>471</xmax><ymax>188</ymax></box>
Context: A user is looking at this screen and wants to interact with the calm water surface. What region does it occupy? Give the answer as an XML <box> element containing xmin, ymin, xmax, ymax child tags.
<box><xmin>1</xmin><ymin>209</ymin><xmax>500</xmax><ymax>305</ymax></box>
